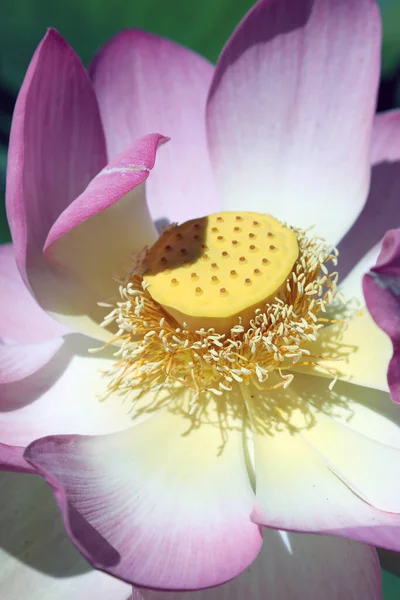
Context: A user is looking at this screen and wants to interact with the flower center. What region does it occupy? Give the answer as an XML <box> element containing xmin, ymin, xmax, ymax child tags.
<box><xmin>99</xmin><ymin>210</ymin><xmax>344</xmax><ymax>417</ymax></box>
<box><xmin>143</xmin><ymin>212</ymin><xmax>299</xmax><ymax>333</ymax></box>
<box><xmin>100</xmin><ymin>211</ymin><xmax>341</xmax><ymax>411</ymax></box>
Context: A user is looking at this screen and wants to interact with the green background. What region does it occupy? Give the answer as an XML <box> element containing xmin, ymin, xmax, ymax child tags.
<box><xmin>1</xmin><ymin>1</ymin><xmax>400</xmax><ymax>597</ymax></box>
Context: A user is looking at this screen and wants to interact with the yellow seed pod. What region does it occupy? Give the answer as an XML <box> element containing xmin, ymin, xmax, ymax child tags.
<box><xmin>143</xmin><ymin>212</ymin><xmax>299</xmax><ymax>333</ymax></box>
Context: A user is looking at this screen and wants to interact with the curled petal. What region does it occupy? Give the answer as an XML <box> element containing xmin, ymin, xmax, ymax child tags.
<box><xmin>364</xmin><ymin>229</ymin><xmax>400</xmax><ymax>403</ymax></box>
<box><xmin>41</xmin><ymin>134</ymin><xmax>166</xmax><ymax>341</ymax></box>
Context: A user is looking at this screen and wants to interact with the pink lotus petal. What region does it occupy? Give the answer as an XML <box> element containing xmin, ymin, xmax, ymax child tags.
<box><xmin>0</xmin><ymin>244</ymin><xmax>68</xmax><ymax>343</ymax></box>
<box><xmin>6</xmin><ymin>28</ymin><xmax>107</xmax><ymax>295</ymax></box>
<box><xmin>0</xmin><ymin>471</ymin><xmax>132</xmax><ymax>599</ymax></box>
<box><xmin>133</xmin><ymin>530</ymin><xmax>381</xmax><ymax>600</ymax></box>
<box><xmin>0</xmin><ymin>443</ymin><xmax>34</xmax><ymax>473</ymax></box>
<box><xmin>40</xmin><ymin>134</ymin><xmax>166</xmax><ymax>341</ymax></box>
<box><xmin>91</xmin><ymin>30</ymin><xmax>220</xmax><ymax>225</ymax></box>
<box><xmin>364</xmin><ymin>229</ymin><xmax>400</xmax><ymax>403</ymax></box>
<box><xmin>251</xmin><ymin>375</ymin><xmax>400</xmax><ymax>550</ymax></box>
<box><xmin>0</xmin><ymin>334</ymin><xmax>133</xmax><ymax>449</ymax></box>
<box><xmin>0</xmin><ymin>338</ymin><xmax>63</xmax><ymax>384</ymax></box>
<box><xmin>207</xmin><ymin>0</ymin><xmax>381</xmax><ymax>243</ymax></box>
<box><xmin>24</xmin><ymin>406</ymin><xmax>262</xmax><ymax>590</ymax></box>
<box><xmin>338</xmin><ymin>110</ymin><xmax>400</xmax><ymax>283</ymax></box>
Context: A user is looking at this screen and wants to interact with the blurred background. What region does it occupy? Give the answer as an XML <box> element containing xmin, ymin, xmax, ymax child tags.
<box><xmin>1</xmin><ymin>0</ymin><xmax>400</xmax><ymax>240</ymax></box>
<box><xmin>0</xmin><ymin>0</ymin><xmax>400</xmax><ymax>597</ymax></box>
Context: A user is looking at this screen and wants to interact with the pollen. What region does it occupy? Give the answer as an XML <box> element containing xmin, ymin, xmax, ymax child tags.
<box><xmin>142</xmin><ymin>212</ymin><xmax>299</xmax><ymax>333</ymax></box>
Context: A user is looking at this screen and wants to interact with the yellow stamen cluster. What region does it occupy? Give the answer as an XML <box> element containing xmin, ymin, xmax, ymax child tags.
<box><xmin>99</xmin><ymin>214</ymin><xmax>339</xmax><ymax>410</ymax></box>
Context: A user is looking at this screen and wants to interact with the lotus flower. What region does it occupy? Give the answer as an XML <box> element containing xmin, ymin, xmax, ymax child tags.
<box><xmin>2</xmin><ymin>0</ymin><xmax>400</xmax><ymax>598</ymax></box>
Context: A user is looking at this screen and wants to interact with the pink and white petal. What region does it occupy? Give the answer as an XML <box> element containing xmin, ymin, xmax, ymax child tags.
<box><xmin>25</xmin><ymin>399</ymin><xmax>262</xmax><ymax>590</ymax></box>
<box><xmin>303</xmin><ymin>411</ymin><xmax>400</xmax><ymax>513</ymax></box>
<box><xmin>0</xmin><ymin>443</ymin><xmax>34</xmax><ymax>473</ymax></box>
<box><xmin>0</xmin><ymin>244</ymin><xmax>68</xmax><ymax>343</ymax></box>
<box><xmin>338</xmin><ymin>244</ymin><xmax>380</xmax><ymax>304</ymax></box>
<box><xmin>338</xmin><ymin>110</ymin><xmax>400</xmax><ymax>281</ymax></box>
<box><xmin>0</xmin><ymin>471</ymin><xmax>131</xmax><ymax>599</ymax></box>
<box><xmin>249</xmin><ymin>375</ymin><xmax>400</xmax><ymax>550</ymax></box>
<box><xmin>0</xmin><ymin>334</ymin><xmax>133</xmax><ymax>450</ymax></box>
<box><xmin>91</xmin><ymin>30</ymin><xmax>219</xmax><ymax>225</ymax></box>
<box><xmin>6</xmin><ymin>28</ymin><xmax>107</xmax><ymax>293</ymax></box>
<box><xmin>0</xmin><ymin>338</ymin><xmax>63</xmax><ymax>383</ymax></box>
<box><xmin>40</xmin><ymin>134</ymin><xmax>165</xmax><ymax>342</ymax></box>
<box><xmin>364</xmin><ymin>229</ymin><xmax>400</xmax><ymax>403</ymax></box>
<box><xmin>134</xmin><ymin>531</ymin><xmax>381</xmax><ymax>600</ymax></box>
<box><xmin>294</xmin><ymin>308</ymin><xmax>391</xmax><ymax>392</ymax></box>
<box><xmin>207</xmin><ymin>0</ymin><xmax>381</xmax><ymax>243</ymax></box>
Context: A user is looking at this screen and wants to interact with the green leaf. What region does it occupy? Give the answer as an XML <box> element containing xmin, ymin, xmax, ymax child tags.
<box><xmin>0</xmin><ymin>147</ymin><xmax>10</xmax><ymax>243</ymax></box>
<box><xmin>380</xmin><ymin>0</ymin><xmax>400</xmax><ymax>77</ymax></box>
